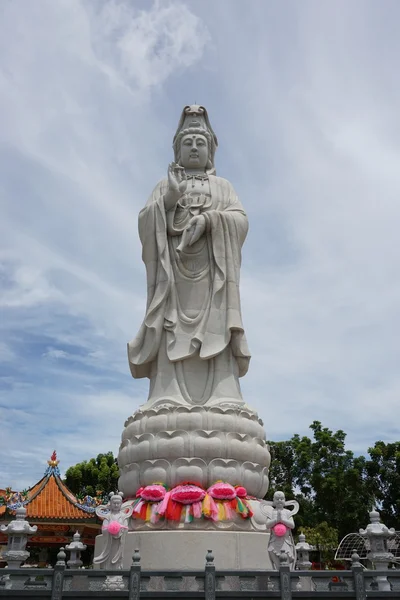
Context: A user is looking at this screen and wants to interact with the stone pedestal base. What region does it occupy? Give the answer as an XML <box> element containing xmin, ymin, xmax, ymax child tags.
<box><xmin>94</xmin><ymin>530</ymin><xmax>272</xmax><ymax>570</ymax></box>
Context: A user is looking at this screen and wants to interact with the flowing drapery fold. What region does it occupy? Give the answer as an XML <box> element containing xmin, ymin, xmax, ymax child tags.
<box><xmin>128</xmin><ymin>175</ymin><xmax>250</xmax><ymax>405</ymax></box>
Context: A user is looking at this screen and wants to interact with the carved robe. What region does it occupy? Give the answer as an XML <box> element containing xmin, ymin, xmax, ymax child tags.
<box><xmin>128</xmin><ymin>175</ymin><xmax>250</xmax><ymax>408</ymax></box>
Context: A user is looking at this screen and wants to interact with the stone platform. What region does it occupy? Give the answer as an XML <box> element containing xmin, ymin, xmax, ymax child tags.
<box><xmin>95</xmin><ymin>529</ymin><xmax>272</xmax><ymax>570</ymax></box>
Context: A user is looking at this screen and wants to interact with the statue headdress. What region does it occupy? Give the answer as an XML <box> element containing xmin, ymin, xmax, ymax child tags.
<box><xmin>109</xmin><ymin>491</ymin><xmax>124</xmax><ymax>502</ymax></box>
<box><xmin>173</xmin><ymin>105</ymin><xmax>218</xmax><ymax>174</ymax></box>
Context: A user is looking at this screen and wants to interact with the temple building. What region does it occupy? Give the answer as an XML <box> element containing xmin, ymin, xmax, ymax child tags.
<box><xmin>0</xmin><ymin>452</ymin><xmax>101</xmax><ymax>565</ymax></box>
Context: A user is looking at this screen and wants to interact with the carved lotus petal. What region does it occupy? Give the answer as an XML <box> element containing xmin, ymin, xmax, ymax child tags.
<box><xmin>193</xmin><ymin>430</ymin><xmax>225</xmax><ymax>459</ymax></box>
<box><xmin>208</xmin><ymin>408</ymin><xmax>236</xmax><ymax>432</ymax></box>
<box><xmin>170</xmin><ymin>457</ymin><xmax>207</xmax><ymax>487</ymax></box>
<box><xmin>175</xmin><ymin>406</ymin><xmax>204</xmax><ymax>431</ymax></box>
<box><xmin>241</xmin><ymin>462</ymin><xmax>269</xmax><ymax>497</ymax></box>
<box><xmin>259</xmin><ymin>471</ymin><xmax>269</xmax><ymax>498</ymax></box>
<box><xmin>118</xmin><ymin>463</ymin><xmax>140</xmax><ymax>496</ymax></box>
<box><xmin>208</xmin><ymin>459</ymin><xmax>241</xmax><ymax>487</ymax></box>
<box><xmin>155</xmin><ymin>430</ymin><xmax>189</xmax><ymax>459</ymax></box>
<box><xmin>119</xmin><ymin>438</ymin><xmax>130</xmax><ymax>450</ymax></box>
<box><xmin>253</xmin><ymin>439</ymin><xmax>271</xmax><ymax>467</ymax></box>
<box><xmin>129</xmin><ymin>434</ymin><xmax>154</xmax><ymax>462</ymax></box>
<box><xmin>238</xmin><ymin>412</ymin><xmax>263</xmax><ymax>436</ymax></box>
<box><xmin>131</xmin><ymin>411</ymin><xmax>146</xmax><ymax>433</ymax></box>
<box><xmin>226</xmin><ymin>432</ymin><xmax>253</xmax><ymax>461</ymax></box>
<box><xmin>144</xmin><ymin>412</ymin><xmax>169</xmax><ymax>434</ymax></box>
<box><xmin>124</xmin><ymin>421</ymin><xmax>141</xmax><ymax>437</ymax></box>
<box><xmin>139</xmin><ymin>459</ymin><xmax>171</xmax><ymax>488</ymax></box>
<box><xmin>123</xmin><ymin>415</ymin><xmax>134</xmax><ymax>428</ymax></box>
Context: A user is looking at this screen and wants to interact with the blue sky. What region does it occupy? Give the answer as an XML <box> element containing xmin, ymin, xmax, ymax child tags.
<box><xmin>1</xmin><ymin>0</ymin><xmax>400</xmax><ymax>490</ymax></box>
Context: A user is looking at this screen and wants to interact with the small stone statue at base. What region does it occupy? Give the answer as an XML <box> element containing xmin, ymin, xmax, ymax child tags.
<box><xmin>93</xmin><ymin>492</ymin><xmax>133</xmax><ymax>570</ymax></box>
<box><xmin>263</xmin><ymin>491</ymin><xmax>298</xmax><ymax>570</ymax></box>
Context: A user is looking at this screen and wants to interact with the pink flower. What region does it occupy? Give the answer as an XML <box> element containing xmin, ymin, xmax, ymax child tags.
<box><xmin>105</xmin><ymin>521</ymin><xmax>127</xmax><ymax>535</ymax></box>
<box><xmin>170</xmin><ymin>484</ymin><xmax>206</xmax><ymax>504</ymax></box>
<box><xmin>272</xmin><ymin>523</ymin><xmax>287</xmax><ymax>537</ymax></box>
<box><xmin>235</xmin><ymin>486</ymin><xmax>248</xmax><ymax>498</ymax></box>
<box><xmin>140</xmin><ymin>484</ymin><xmax>166</xmax><ymax>502</ymax></box>
<box><xmin>208</xmin><ymin>482</ymin><xmax>236</xmax><ymax>500</ymax></box>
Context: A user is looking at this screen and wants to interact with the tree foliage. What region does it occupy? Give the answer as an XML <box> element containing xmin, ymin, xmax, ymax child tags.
<box><xmin>267</xmin><ymin>421</ymin><xmax>394</xmax><ymax>540</ymax></box>
<box><xmin>64</xmin><ymin>452</ymin><xmax>119</xmax><ymax>498</ymax></box>
<box><xmin>300</xmin><ymin>522</ymin><xmax>339</xmax><ymax>564</ymax></box>
<box><xmin>365</xmin><ymin>441</ymin><xmax>400</xmax><ymax>529</ymax></box>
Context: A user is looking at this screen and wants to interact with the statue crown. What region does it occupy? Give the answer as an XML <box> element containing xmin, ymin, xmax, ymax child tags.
<box><xmin>173</xmin><ymin>105</ymin><xmax>218</xmax><ymax>173</ymax></box>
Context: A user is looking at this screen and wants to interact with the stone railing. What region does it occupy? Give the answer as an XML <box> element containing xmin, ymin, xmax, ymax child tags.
<box><xmin>0</xmin><ymin>550</ymin><xmax>399</xmax><ymax>599</ymax></box>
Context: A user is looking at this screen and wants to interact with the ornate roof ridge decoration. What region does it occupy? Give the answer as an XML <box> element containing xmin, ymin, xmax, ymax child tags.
<box><xmin>44</xmin><ymin>449</ymin><xmax>61</xmax><ymax>477</ymax></box>
<box><xmin>54</xmin><ymin>476</ymin><xmax>107</xmax><ymax>514</ymax></box>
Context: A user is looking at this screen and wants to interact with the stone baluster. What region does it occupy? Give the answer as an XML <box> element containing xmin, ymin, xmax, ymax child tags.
<box><xmin>129</xmin><ymin>549</ymin><xmax>141</xmax><ymax>600</ymax></box>
<box><xmin>279</xmin><ymin>551</ymin><xmax>292</xmax><ymax>600</ymax></box>
<box><xmin>205</xmin><ymin>549</ymin><xmax>215</xmax><ymax>600</ymax></box>
<box><xmin>51</xmin><ymin>548</ymin><xmax>66</xmax><ymax>600</ymax></box>
<box><xmin>351</xmin><ymin>550</ymin><xmax>367</xmax><ymax>600</ymax></box>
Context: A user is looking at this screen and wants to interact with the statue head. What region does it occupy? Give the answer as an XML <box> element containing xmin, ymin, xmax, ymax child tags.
<box><xmin>173</xmin><ymin>105</ymin><xmax>218</xmax><ymax>174</ymax></box>
<box><xmin>273</xmin><ymin>491</ymin><xmax>286</xmax><ymax>509</ymax></box>
<box><xmin>109</xmin><ymin>491</ymin><xmax>123</xmax><ymax>513</ymax></box>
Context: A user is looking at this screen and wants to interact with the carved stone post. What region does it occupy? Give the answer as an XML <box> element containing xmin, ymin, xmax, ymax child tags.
<box><xmin>279</xmin><ymin>551</ymin><xmax>292</xmax><ymax>600</ymax></box>
<box><xmin>51</xmin><ymin>548</ymin><xmax>66</xmax><ymax>600</ymax></box>
<box><xmin>351</xmin><ymin>551</ymin><xmax>367</xmax><ymax>600</ymax></box>
<box><xmin>129</xmin><ymin>549</ymin><xmax>141</xmax><ymax>600</ymax></box>
<box><xmin>359</xmin><ymin>510</ymin><xmax>394</xmax><ymax>592</ymax></box>
<box><xmin>204</xmin><ymin>549</ymin><xmax>215</xmax><ymax>600</ymax></box>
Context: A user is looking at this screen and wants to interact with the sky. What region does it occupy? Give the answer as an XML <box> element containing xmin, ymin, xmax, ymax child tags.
<box><xmin>1</xmin><ymin>0</ymin><xmax>400</xmax><ymax>490</ymax></box>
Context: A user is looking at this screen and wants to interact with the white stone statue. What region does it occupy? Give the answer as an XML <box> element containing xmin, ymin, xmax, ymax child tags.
<box><xmin>117</xmin><ymin>105</ymin><xmax>270</xmax><ymax>531</ymax></box>
<box><xmin>128</xmin><ymin>105</ymin><xmax>250</xmax><ymax>409</ymax></box>
<box><xmin>93</xmin><ymin>493</ymin><xmax>133</xmax><ymax>570</ymax></box>
<box><xmin>264</xmin><ymin>491</ymin><xmax>298</xmax><ymax>570</ymax></box>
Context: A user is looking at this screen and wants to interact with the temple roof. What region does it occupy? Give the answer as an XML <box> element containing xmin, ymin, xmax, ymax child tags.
<box><xmin>0</xmin><ymin>452</ymin><xmax>98</xmax><ymax>521</ymax></box>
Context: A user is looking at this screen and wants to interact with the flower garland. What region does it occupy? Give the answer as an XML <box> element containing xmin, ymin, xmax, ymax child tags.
<box><xmin>131</xmin><ymin>482</ymin><xmax>253</xmax><ymax>523</ymax></box>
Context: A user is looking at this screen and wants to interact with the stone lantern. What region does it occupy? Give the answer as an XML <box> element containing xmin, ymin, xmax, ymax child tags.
<box><xmin>0</xmin><ymin>506</ymin><xmax>37</xmax><ymax>568</ymax></box>
<box><xmin>295</xmin><ymin>533</ymin><xmax>313</xmax><ymax>570</ymax></box>
<box><xmin>65</xmin><ymin>531</ymin><xmax>87</xmax><ymax>569</ymax></box>
<box><xmin>359</xmin><ymin>510</ymin><xmax>395</xmax><ymax>591</ymax></box>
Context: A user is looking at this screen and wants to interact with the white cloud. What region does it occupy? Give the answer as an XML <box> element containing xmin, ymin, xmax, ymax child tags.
<box><xmin>1</xmin><ymin>0</ymin><xmax>399</xmax><ymax>490</ymax></box>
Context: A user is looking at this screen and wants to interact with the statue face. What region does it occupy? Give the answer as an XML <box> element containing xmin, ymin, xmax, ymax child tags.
<box><xmin>110</xmin><ymin>497</ymin><xmax>122</xmax><ymax>513</ymax></box>
<box><xmin>180</xmin><ymin>134</ymin><xmax>208</xmax><ymax>169</ymax></box>
<box><xmin>273</xmin><ymin>492</ymin><xmax>285</xmax><ymax>509</ymax></box>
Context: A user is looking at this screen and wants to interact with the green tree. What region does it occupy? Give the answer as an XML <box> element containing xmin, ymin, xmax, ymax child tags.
<box><xmin>266</xmin><ymin>439</ymin><xmax>315</xmax><ymax>530</ymax></box>
<box><xmin>268</xmin><ymin>422</ymin><xmax>374</xmax><ymax>539</ymax></box>
<box><xmin>64</xmin><ymin>452</ymin><xmax>119</xmax><ymax>498</ymax></box>
<box><xmin>365</xmin><ymin>441</ymin><xmax>400</xmax><ymax>529</ymax></box>
<box><xmin>291</xmin><ymin>422</ymin><xmax>373</xmax><ymax>538</ymax></box>
<box><xmin>300</xmin><ymin>522</ymin><xmax>339</xmax><ymax>565</ymax></box>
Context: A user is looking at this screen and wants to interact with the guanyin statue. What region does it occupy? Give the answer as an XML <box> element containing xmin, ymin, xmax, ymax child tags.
<box><xmin>117</xmin><ymin>106</ymin><xmax>271</xmax><ymax>542</ymax></box>
<box><xmin>128</xmin><ymin>105</ymin><xmax>250</xmax><ymax>409</ymax></box>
